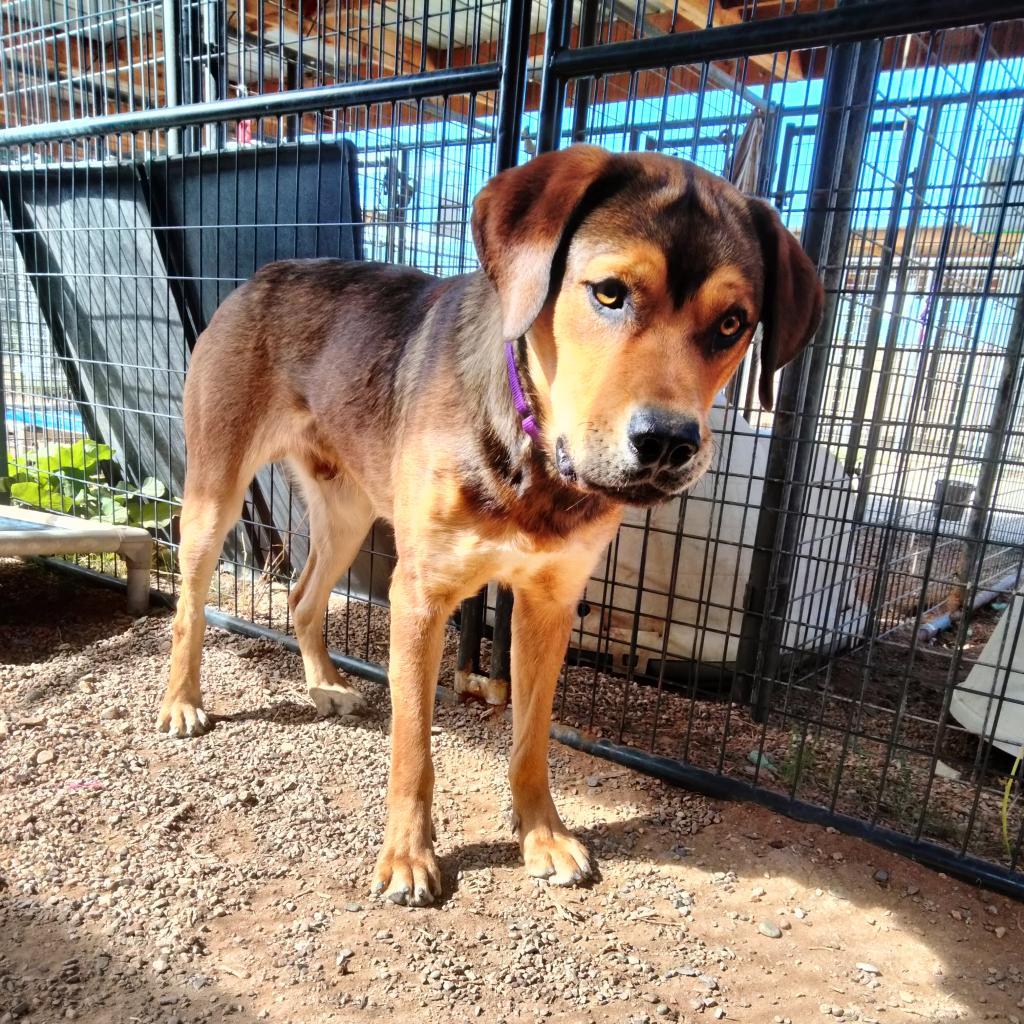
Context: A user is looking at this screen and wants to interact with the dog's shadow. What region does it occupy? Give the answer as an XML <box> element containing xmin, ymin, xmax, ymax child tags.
<box><xmin>212</xmin><ymin>699</ymin><xmax>389</xmax><ymax>735</ymax></box>
<box><xmin>436</xmin><ymin>814</ymin><xmax>672</xmax><ymax>899</ymax></box>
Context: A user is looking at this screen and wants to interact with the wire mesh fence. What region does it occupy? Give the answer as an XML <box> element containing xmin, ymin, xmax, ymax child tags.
<box><xmin>2</xmin><ymin>0</ymin><xmax>1023</xmax><ymax>897</ymax></box>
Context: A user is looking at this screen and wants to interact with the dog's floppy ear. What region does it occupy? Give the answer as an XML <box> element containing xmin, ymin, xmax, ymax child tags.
<box><xmin>748</xmin><ymin>198</ymin><xmax>824</xmax><ymax>412</ymax></box>
<box><xmin>472</xmin><ymin>144</ymin><xmax>616</xmax><ymax>339</ymax></box>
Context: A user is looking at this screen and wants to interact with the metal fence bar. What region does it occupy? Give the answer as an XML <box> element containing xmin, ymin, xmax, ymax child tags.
<box><xmin>550</xmin><ymin>722</ymin><xmax>1024</xmax><ymax>902</ymax></box>
<box><xmin>736</xmin><ymin>26</ymin><xmax>879</xmax><ymax>714</ymax></box>
<box><xmin>0</xmin><ymin>63</ymin><xmax>504</xmax><ymax>146</ymax></box>
<box><xmin>550</xmin><ymin>0</ymin><xmax>1024</xmax><ymax>79</ymax></box>
<box><xmin>455</xmin><ymin>0</ymin><xmax>535</xmax><ymax>698</ymax></box>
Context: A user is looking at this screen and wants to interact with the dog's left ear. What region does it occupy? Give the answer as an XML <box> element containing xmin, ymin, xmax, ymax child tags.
<box><xmin>747</xmin><ymin>198</ymin><xmax>824</xmax><ymax>412</ymax></box>
<box><xmin>472</xmin><ymin>144</ymin><xmax>618</xmax><ymax>339</ymax></box>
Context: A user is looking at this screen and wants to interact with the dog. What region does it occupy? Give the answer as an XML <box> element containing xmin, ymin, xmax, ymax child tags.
<box><xmin>158</xmin><ymin>144</ymin><xmax>822</xmax><ymax>906</ymax></box>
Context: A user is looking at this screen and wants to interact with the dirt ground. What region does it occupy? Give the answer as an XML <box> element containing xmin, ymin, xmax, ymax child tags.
<box><xmin>1</xmin><ymin>557</ymin><xmax>1023</xmax><ymax>1024</ymax></box>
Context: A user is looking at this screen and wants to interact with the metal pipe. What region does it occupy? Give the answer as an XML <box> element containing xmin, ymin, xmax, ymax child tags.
<box><xmin>495</xmin><ymin>0</ymin><xmax>533</xmax><ymax>172</ymax></box>
<box><xmin>474</xmin><ymin>0</ymin><xmax>537</xmax><ymax>692</ymax></box>
<box><xmin>852</xmin><ymin>102</ymin><xmax>942</xmax><ymax>524</ymax></box>
<box><xmin>537</xmin><ymin>0</ymin><xmax>574</xmax><ymax>154</ymax></box>
<box><xmin>457</xmin><ymin>587</ymin><xmax>485</xmax><ymax>676</ymax></box>
<box><xmin>548</xmin><ymin>722</ymin><xmax>1024</xmax><ymax>901</ymax></box>
<box><xmin>841</xmin><ymin>115</ymin><xmax>917</xmax><ymax>476</ymax></box>
<box><xmin>491</xmin><ymin>585</ymin><xmax>514</xmax><ymax>689</ymax></box>
<box><xmin>916</xmin><ymin>567</ymin><xmax>1023</xmax><ymax>643</ymax></box>
<box><xmin>162</xmin><ymin>0</ymin><xmax>182</xmax><ymax>155</ymax></box>
<box><xmin>455</xmin><ymin>0</ymin><xmax>535</xmax><ymax>690</ymax></box>
<box><xmin>0</xmin><ymin>64</ymin><xmax>503</xmax><ymax>147</ymax></box>
<box><xmin>735</xmin><ymin>27</ymin><xmax>880</xmax><ymax>717</ymax></box>
<box><xmin>947</xmin><ymin>260</ymin><xmax>1024</xmax><ymax>618</ymax></box>
<box><xmin>33</xmin><ymin>557</ymin><xmax>390</xmax><ymax>687</ymax></box>
<box><xmin>571</xmin><ymin>0</ymin><xmax>600</xmax><ymax>143</ymax></box>
<box><xmin>549</xmin><ymin>0</ymin><xmax>1023</xmax><ymax>80</ymax></box>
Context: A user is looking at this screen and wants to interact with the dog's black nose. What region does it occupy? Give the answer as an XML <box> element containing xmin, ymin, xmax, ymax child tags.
<box><xmin>627</xmin><ymin>409</ymin><xmax>701</xmax><ymax>472</ymax></box>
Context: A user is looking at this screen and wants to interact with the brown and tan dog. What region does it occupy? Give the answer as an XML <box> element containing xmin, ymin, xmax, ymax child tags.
<box><xmin>158</xmin><ymin>144</ymin><xmax>822</xmax><ymax>906</ymax></box>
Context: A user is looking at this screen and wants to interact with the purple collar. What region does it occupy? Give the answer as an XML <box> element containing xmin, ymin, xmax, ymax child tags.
<box><xmin>505</xmin><ymin>340</ymin><xmax>541</xmax><ymax>443</ymax></box>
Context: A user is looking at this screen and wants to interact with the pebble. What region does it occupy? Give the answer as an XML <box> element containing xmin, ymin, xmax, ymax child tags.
<box><xmin>33</xmin><ymin>748</ymin><xmax>55</xmax><ymax>766</ymax></box>
<box><xmin>152</xmin><ymin>958</ymin><xmax>169</xmax><ymax>975</ymax></box>
<box><xmin>758</xmin><ymin>921</ymin><xmax>782</xmax><ymax>939</ymax></box>
<box><xmin>586</xmin><ymin>775</ymin><xmax>602</xmax><ymax>788</ymax></box>
<box><xmin>872</xmin><ymin>868</ymin><xmax>889</xmax><ymax>885</ymax></box>
<box><xmin>99</xmin><ymin>705</ymin><xmax>126</xmax><ymax>720</ymax></box>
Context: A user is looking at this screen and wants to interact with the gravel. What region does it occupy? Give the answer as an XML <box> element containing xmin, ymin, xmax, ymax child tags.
<box><xmin>2</xmin><ymin>558</ymin><xmax>1022</xmax><ymax>1024</ymax></box>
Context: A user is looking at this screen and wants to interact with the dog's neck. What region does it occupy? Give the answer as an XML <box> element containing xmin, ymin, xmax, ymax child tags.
<box><xmin>450</xmin><ymin>274</ymin><xmax>613</xmax><ymax>540</ymax></box>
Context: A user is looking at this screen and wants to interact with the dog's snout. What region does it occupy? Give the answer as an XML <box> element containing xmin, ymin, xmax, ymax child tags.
<box><xmin>627</xmin><ymin>409</ymin><xmax>701</xmax><ymax>472</ymax></box>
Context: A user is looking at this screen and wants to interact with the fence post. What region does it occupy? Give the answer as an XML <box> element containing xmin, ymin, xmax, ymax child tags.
<box><xmin>162</xmin><ymin>0</ymin><xmax>182</xmax><ymax>155</ymax></box>
<box><xmin>537</xmin><ymin>0</ymin><xmax>573</xmax><ymax>154</ymax></box>
<box><xmin>456</xmin><ymin>0</ymin><xmax>535</xmax><ymax>704</ymax></box>
<box><xmin>734</xmin><ymin>21</ymin><xmax>880</xmax><ymax>721</ymax></box>
<box><xmin>570</xmin><ymin>0</ymin><xmax>600</xmax><ymax>143</ymax></box>
<box><xmin>850</xmin><ymin>102</ymin><xmax>941</xmax><ymax>520</ymax></box>
<box><xmin>840</xmin><ymin>113</ymin><xmax>917</xmax><ymax>477</ymax></box>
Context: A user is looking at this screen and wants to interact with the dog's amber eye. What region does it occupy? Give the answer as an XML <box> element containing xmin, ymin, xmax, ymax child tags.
<box><xmin>718</xmin><ymin>313</ymin><xmax>744</xmax><ymax>337</ymax></box>
<box><xmin>712</xmin><ymin>311</ymin><xmax>747</xmax><ymax>350</ymax></box>
<box><xmin>589</xmin><ymin>278</ymin><xmax>628</xmax><ymax>311</ymax></box>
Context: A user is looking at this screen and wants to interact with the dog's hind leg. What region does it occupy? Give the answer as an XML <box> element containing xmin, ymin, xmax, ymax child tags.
<box><xmin>158</xmin><ymin>474</ymin><xmax>249</xmax><ymax>738</ymax></box>
<box><xmin>288</xmin><ymin>468</ymin><xmax>375</xmax><ymax>718</ymax></box>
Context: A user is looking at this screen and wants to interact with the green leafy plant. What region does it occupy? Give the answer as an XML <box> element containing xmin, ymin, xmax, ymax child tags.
<box><xmin>2</xmin><ymin>438</ymin><xmax>178</xmax><ymax>531</ymax></box>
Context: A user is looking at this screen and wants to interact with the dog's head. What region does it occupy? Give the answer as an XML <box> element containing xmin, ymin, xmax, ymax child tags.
<box><xmin>472</xmin><ymin>144</ymin><xmax>823</xmax><ymax>504</ymax></box>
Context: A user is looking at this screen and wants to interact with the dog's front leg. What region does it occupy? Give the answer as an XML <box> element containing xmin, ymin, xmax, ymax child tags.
<box><xmin>372</xmin><ymin>567</ymin><xmax>445</xmax><ymax>907</ymax></box>
<box><xmin>509</xmin><ymin>584</ymin><xmax>593</xmax><ymax>886</ymax></box>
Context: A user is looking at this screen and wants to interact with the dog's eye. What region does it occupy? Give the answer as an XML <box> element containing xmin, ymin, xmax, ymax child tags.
<box><xmin>713</xmin><ymin>311</ymin><xmax>747</xmax><ymax>349</ymax></box>
<box><xmin>589</xmin><ymin>278</ymin><xmax>628</xmax><ymax>311</ymax></box>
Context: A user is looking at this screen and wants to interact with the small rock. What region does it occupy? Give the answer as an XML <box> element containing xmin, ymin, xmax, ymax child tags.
<box><xmin>33</xmin><ymin>748</ymin><xmax>55</xmax><ymax>766</ymax></box>
<box><xmin>872</xmin><ymin>869</ymin><xmax>889</xmax><ymax>885</ymax></box>
<box><xmin>99</xmin><ymin>706</ymin><xmax>126</xmax><ymax>721</ymax></box>
<box><xmin>78</xmin><ymin>675</ymin><xmax>96</xmax><ymax>693</ymax></box>
<box><xmin>586</xmin><ymin>775</ymin><xmax>602</xmax><ymax>788</ymax></box>
<box><xmin>758</xmin><ymin>921</ymin><xmax>782</xmax><ymax>939</ymax></box>
<box><xmin>345</xmin><ymin>902</ymin><xmax>363</xmax><ymax>913</ymax></box>
<box><xmin>153</xmin><ymin>958</ymin><xmax>169</xmax><ymax>975</ymax></box>
<box><xmin>857</xmin><ymin>963</ymin><xmax>881</xmax><ymax>975</ymax></box>
<box><xmin>995</xmin><ymin>926</ymin><xmax>1007</xmax><ymax>938</ymax></box>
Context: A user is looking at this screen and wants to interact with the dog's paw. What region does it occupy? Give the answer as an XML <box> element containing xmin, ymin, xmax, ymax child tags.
<box><xmin>156</xmin><ymin>698</ymin><xmax>211</xmax><ymax>739</ymax></box>
<box><xmin>372</xmin><ymin>841</ymin><xmax>442</xmax><ymax>908</ymax></box>
<box><xmin>522</xmin><ymin>826</ymin><xmax>592</xmax><ymax>886</ymax></box>
<box><xmin>308</xmin><ymin>684</ymin><xmax>367</xmax><ymax>719</ymax></box>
